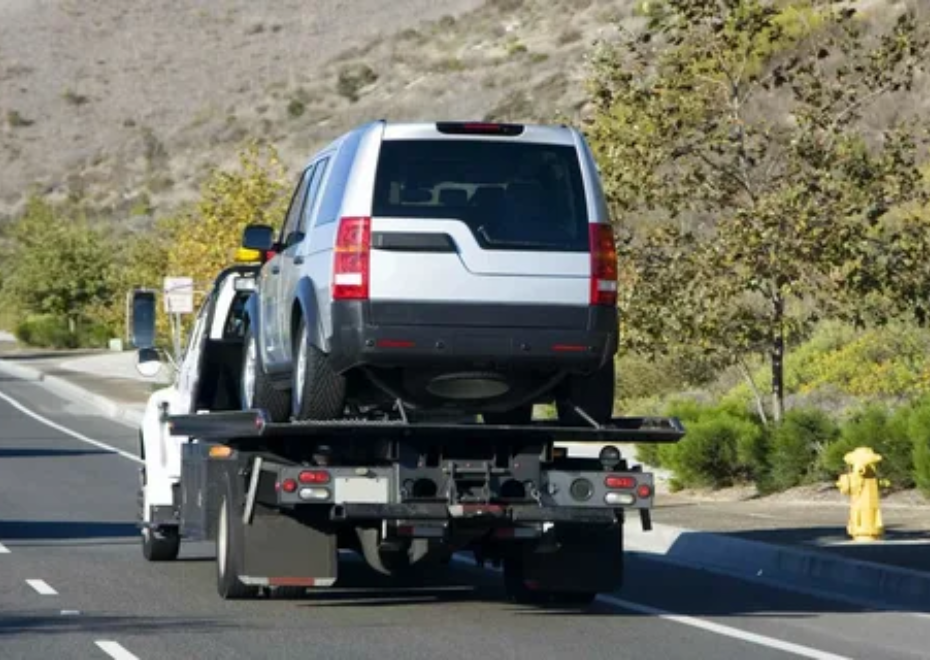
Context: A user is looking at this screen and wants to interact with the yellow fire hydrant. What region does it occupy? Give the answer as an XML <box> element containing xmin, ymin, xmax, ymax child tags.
<box><xmin>835</xmin><ymin>446</ymin><xmax>886</xmax><ymax>542</ymax></box>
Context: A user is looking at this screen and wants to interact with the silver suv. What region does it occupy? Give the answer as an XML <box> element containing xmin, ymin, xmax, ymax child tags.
<box><xmin>240</xmin><ymin>121</ymin><xmax>618</xmax><ymax>425</ymax></box>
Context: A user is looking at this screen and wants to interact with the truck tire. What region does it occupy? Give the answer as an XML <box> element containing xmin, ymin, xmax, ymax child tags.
<box><xmin>556</xmin><ymin>359</ymin><xmax>616</xmax><ymax>426</ymax></box>
<box><xmin>216</xmin><ymin>477</ymin><xmax>259</xmax><ymax>600</ymax></box>
<box><xmin>241</xmin><ymin>324</ymin><xmax>290</xmax><ymax>422</ymax></box>
<box><xmin>291</xmin><ymin>317</ymin><xmax>346</xmax><ymax>421</ymax></box>
<box><xmin>138</xmin><ymin>448</ymin><xmax>180</xmax><ymax>562</ymax></box>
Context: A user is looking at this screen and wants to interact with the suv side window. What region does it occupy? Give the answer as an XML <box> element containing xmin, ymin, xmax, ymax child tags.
<box><xmin>302</xmin><ymin>156</ymin><xmax>330</xmax><ymax>232</ymax></box>
<box><xmin>280</xmin><ymin>165</ymin><xmax>315</xmax><ymax>248</ymax></box>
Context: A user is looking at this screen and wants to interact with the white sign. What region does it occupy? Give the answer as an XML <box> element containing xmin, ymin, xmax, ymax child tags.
<box><xmin>163</xmin><ymin>276</ymin><xmax>194</xmax><ymax>314</ymax></box>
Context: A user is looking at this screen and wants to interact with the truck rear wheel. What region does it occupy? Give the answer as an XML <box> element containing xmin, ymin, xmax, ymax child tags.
<box><xmin>241</xmin><ymin>324</ymin><xmax>290</xmax><ymax>422</ymax></box>
<box><xmin>556</xmin><ymin>359</ymin><xmax>616</xmax><ymax>426</ymax></box>
<box><xmin>139</xmin><ymin>456</ymin><xmax>180</xmax><ymax>562</ymax></box>
<box><xmin>292</xmin><ymin>317</ymin><xmax>346</xmax><ymax>421</ymax></box>
<box><xmin>216</xmin><ymin>479</ymin><xmax>259</xmax><ymax>600</ymax></box>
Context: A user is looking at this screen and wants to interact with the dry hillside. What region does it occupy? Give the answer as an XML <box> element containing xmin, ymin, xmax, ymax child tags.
<box><xmin>0</xmin><ymin>0</ymin><xmax>635</xmax><ymax>226</ymax></box>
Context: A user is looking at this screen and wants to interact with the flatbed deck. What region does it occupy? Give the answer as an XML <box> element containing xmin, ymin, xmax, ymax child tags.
<box><xmin>166</xmin><ymin>410</ymin><xmax>686</xmax><ymax>445</ymax></box>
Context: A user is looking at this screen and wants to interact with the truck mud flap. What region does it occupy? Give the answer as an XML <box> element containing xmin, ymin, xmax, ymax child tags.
<box><xmin>240</xmin><ymin>510</ymin><xmax>338</xmax><ymax>588</ymax></box>
<box><xmin>519</xmin><ymin>524</ymin><xmax>624</xmax><ymax>594</ymax></box>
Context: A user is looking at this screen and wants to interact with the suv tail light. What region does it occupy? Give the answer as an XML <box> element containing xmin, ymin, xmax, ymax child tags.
<box><xmin>589</xmin><ymin>224</ymin><xmax>618</xmax><ymax>306</ymax></box>
<box><xmin>332</xmin><ymin>217</ymin><xmax>371</xmax><ymax>300</ymax></box>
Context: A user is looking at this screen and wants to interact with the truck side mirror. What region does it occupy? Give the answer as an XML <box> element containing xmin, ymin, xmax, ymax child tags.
<box><xmin>136</xmin><ymin>346</ymin><xmax>163</xmax><ymax>378</ymax></box>
<box><xmin>130</xmin><ymin>289</ymin><xmax>157</xmax><ymax>349</ymax></box>
<box><xmin>242</xmin><ymin>224</ymin><xmax>275</xmax><ymax>252</ymax></box>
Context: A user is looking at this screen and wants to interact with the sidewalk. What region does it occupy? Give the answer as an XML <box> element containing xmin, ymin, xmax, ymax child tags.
<box><xmin>1</xmin><ymin>341</ymin><xmax>929</xmax><ymax>611</ymax></box>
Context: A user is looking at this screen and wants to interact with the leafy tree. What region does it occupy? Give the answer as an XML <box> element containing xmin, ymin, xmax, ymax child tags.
<box><xmin>1</xmin><ymin>196</ymin><xmax>116</xmax><ymax>334</ymax></box>
<box><xmin>585</xmin><ymin>0</ymin><xmax>930</xmax><ymax>423</ymax></box>
<box><xmin>160</xmin><ymin>142</ymin><xmax>289</xmax><ymax>290</ymax></box>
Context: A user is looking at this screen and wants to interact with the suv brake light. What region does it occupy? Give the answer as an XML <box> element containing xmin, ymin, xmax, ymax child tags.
<box><xmin>436</xmin><ymin>121</ymin><xmax>524</xmax><ymax>136</ymax></box>
<box><xmin>589</xmin><ymin>224</ymin><xmax>618</xmax><ymax>306</ymax></box>
<box><xmin>333</xmin><ymin>217</ymin><xmax>371</xmax><ymax>300</ymax></box>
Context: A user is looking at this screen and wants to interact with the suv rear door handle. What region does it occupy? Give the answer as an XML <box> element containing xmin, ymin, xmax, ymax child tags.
<box><xmin>294</xmin><ymin>256</ymin><xmax>304</xmax><ymax>265</ymax></box>
<box><xmin>270</xmin><ymin>265</ymin><xmax>280</xmax><ymax>274</ymax></box>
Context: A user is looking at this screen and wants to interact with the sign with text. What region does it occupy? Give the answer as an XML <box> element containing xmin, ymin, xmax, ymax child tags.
<box><xmin>163</xmin><ymin>276</ymin><xmax>194</xmax><ymax>314</ymax></box>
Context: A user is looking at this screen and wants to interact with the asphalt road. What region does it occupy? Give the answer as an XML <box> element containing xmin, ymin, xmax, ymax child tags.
<box><xmin>1</xmin><ymin>375</ymin><xmax>928</xmax><ymax>660</ymax></box>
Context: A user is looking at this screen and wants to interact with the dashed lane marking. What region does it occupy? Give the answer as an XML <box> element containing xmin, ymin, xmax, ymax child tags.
<box><xmin>95</xmin><ymin>641</ymin><xmax>141</xmax><ymax>660</ymax></box>
<box><xmin>26</xmin><ymin>579</ymin><xmax>58</xmax><ymax>595</ymax></box>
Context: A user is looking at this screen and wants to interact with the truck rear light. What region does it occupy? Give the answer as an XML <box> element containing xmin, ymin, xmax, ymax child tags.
<box><xmin>569</xmin><ymin>478</ymin><xmax>594</xmax><ymax>501</ymax></box>
<box><xmin>298</xmin><ymin>487</ymin><xmax>331</xmax><ymax>501</ymax></box>
<box><xmin>589</xmin><ymin>224</ymin><xmax>618</xmax><ymax>306</ymax></box>
<box><xmin>637</xmin><ymin>484</ymin><xmax>653</xmax><ymax>499</ymax></box>
<box><xmin>281</xmin><ymin>478</ymin><xmax>298</xmax><ymax>493</ymax></box>
<box><xmin>605</xmin><ymin>492</ymin><xmax>635</xmax><ymax>506</ymax></box>
<box><xmin>298</xmin><ymin>470</ymin><xmax>331</xmax><ymax>484</ymax></box>
<box><xmin>605</xmin><ymin>475</ymin><xmax>636</xmax><ymax>489</ymax></box>
<box><xmin>332</xmin><ymin>216</ymin><xmax>371</xmax><ymax>300</ymax></box>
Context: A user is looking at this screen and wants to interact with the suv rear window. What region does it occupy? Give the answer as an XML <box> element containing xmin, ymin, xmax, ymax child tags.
<box><xmin>372</xmin><ymin>139</ymin><xmax>590</xmax><ymax>252</ymax></box>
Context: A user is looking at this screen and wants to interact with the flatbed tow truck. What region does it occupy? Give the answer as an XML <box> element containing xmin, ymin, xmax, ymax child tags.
<box><xmin>133</xmin><ymin>260</ymin><xmax>685</xmax><ymax>606</ymax></box>
<box><xmin>161</xmin><ymin>408</ymin><xmax>682</xmax><ymax>604</ymax></box>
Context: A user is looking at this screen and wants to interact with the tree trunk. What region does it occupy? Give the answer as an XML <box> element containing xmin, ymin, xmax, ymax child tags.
<box><xmin>771</xmin><ymin>294</ymin><xmax>785</xmax><ymax>425</ymax></box>
<box><xmin>737</xmin><ymin>357</ymin><xmax>768</xmax><ymax>426</ymax></box>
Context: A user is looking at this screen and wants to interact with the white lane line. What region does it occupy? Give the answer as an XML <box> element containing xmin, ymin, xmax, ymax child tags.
<box><xmin>0</xmin><ymin>541</ymin><xmax>9</xmax><ymax>554</ymax></box>
<box><xmin>449</xmin><ymin>556</ymin><xmax>849</xmax><ymax>660</ymax></box>
<box><xmin>599</xmin><ymin>594</ymin><xmax>852</xmax><ymax>660</ymax></box>
<box><xmin>95</xmin><ymin>641</ymin><xmax>140</xmax><ymax>660</ymax></box>
<box><xmin>26</xmin><ymin>579</ymin><xmax>58</xmax><ymax>595</ymax></box>
<box><xmin>0</xmin><ymin>390</ymin><xmax>142</xmax><ymax>464</ymax></box>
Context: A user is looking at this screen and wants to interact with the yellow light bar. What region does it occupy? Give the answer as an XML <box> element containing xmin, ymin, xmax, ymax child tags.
<box><xmin>234</xmin><ymin>247</ymin><xmax>262</xmax><ymax>263</ymax></box>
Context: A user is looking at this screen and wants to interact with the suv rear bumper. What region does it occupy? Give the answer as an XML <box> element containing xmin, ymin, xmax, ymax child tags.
<box><xmin>328</xmin><ymin>301</ymin><xmax>618</xmax><ymax>375</ymax></box>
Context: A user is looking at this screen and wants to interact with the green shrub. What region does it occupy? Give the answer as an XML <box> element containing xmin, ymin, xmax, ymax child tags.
<box><xmin>15</xmin><ymin>315</ymin><xmax>76</xmax><ymax>348</ymax></box>
<box><xmin>766</xmin><ymin>408</ymin><xmax>840</xmax><ymax>491</ymax></box>
<box><xmin>336</xmin><ymin>63</ymin><xmax>378</xmax><ymax>103</ymax></box>
<box><xmin>635</xmin><ymin>442</ymin><xmax>663</xmax><ymax>468</ymax></box>
<box><xmin>657</xmin><ymin>403</ymin><xmax>767</xmax><ymax>488</ymax></box>
<box><xmin>822</xmin><ymin>404</ymin><xmax>914</xmax><ymax>489</ymax></box>
<box><xmin>909</xmin><ymin>398</ymin><xmax>930</xmax><ymax>496</ymax></box>
<box><xmin>75</xmin><ymin>320</ymin><xmax>112</xmax><ymax>348</ymax></box>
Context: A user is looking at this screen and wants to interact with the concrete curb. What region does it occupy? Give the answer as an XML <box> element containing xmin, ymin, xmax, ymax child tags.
<box><xmin>626</xmin><ymin>522</ymin><xmax>930</xmax><ymax>612</ymax></box>
<box><xmin>0</xmin><ymin>359</ymin><xmax>145</xmax><ymax>427</ymax></box>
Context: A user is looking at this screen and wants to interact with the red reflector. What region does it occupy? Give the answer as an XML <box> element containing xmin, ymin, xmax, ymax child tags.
<box><xmin>552</xmin><ymin>344</ymin><xmax>587</xmax><ymax>352</ymax></box>
<box><xmin>376</xmin><ymin>339</ymin><xmax>415</xmax><ymax>349</ymax></box>
<box><xmin>589</xmin><ymin>224</ymin><xmax>618</xmax><ymax>306</ymax></box>
<box><xmin>298</xmin><ymin>470</ymin><xmax>331</xmax><ymax>484</ymax></box>
<box><xmin>605</xmin><ymin>475</ymin><xmax>636</xmax><ymax>489</ymax></box>
<box><xmin>281</xmin><ymin>478</ymin><xmax>298</xmax><ymax>493</ymax></box>
<box><xmin>332</xmin><ymin>217</ymin><xmax>371</xmax><ymax>300</ymax></box>
<box><xmin>637</xmin><ymin>484</ymin><xmax>653</xmax><ymax>498</ymax></box>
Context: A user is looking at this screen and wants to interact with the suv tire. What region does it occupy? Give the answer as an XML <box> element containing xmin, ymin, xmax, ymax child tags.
<box><xmin>556</xmin><ymin>359</ymin><xmax>615</xmax><ymax>426</ymax></box>
<box><xmin>241</xmin><ymin>324</ymin><xmax>290</xmax><ymax>422</ymax></box>
<box><xmin>292</xmin><ymin>317</ymin><xmax>346</xmax><ymax>420</ymax></box>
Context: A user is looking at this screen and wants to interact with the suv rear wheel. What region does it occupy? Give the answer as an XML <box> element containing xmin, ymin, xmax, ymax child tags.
<box><xmin>241</xmin><ymin>324</ymin><xmax>290</xmax><ymax>422</ymax></box>
<box><xmin>292</xmin><ymin>317</ymin><xmax>346</xmax><ymax>420</ymax></box>
<box><xmin>556</xmin><ymin>359</ymin><xmax>616</xmax><ymax>426</ymax></box>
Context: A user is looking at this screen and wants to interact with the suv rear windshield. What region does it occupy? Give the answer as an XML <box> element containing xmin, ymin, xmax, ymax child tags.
<box><xmin>372</xmin><ymin>139</ymin><xmax>590</xmax><ymax>252</ymax></box>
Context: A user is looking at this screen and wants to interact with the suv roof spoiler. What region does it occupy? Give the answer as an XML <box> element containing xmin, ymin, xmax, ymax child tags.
<box><xmin>435</xmin><ymin>122</ymin><xmax>525</xmax><ymax>136</ymax></box>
